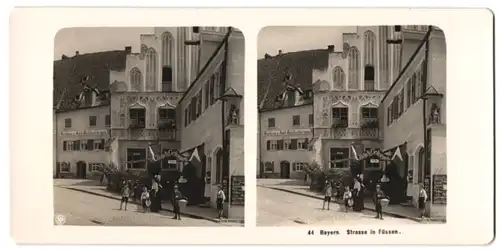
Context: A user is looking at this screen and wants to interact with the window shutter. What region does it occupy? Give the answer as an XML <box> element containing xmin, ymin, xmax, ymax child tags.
<box><xmin>100</xmin><ymin>139</ymin><xmax>105</xmax><ymax>149</ymax></box>
<box><xmin>277</xmin><ymin>140</ymin><xmax>284</xmax><ymax>150</ymax></box>
<box><xmin>63</xmin><ymin>141</ymin><xmax>67</xmax><ymax>151</ymax></box>
<box><xmin>74</xmin><ymin>140</ymin><xmax>80</xmax><ymax>150</ymax></box>
<box><xmin>266</xmin><ymin>140</ymin><xmax>271</xmax><ymax>150</ymax></box>
<box><xmin>88</xmin><ymin>139</ymin><xmax>94</xmax><ymax>150</ymax></box>
<box><xmin>290</xmin><ymin>139</ymin><xmax>298</xmax><ymax>150</ymax></box>
<box><xmin>304</xmin><ymin>138</ymin><xmax>309</xmax><ymax>149</ymax></box>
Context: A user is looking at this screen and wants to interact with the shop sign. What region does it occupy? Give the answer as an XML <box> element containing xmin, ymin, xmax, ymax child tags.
<box><xmin>264</xmin><ymin>128</ymin><xmax>311</xmax><ymax>137</ymax></box>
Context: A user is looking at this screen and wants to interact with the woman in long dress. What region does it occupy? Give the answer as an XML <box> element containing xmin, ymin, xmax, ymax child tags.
<box><xmin>352</xmin><ymin>176</ymin><xmax>365</xmax><ymax>212</ymax></box>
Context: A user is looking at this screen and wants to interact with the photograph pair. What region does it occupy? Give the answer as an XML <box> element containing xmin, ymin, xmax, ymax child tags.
<box><xmin>52</xmin><ymin>25</ymin><xmax>446</xmax><ymax>228</ymax></box>
<box><xmin>9</xmin><ymin>7</ymin><xmax>493</xmax><ymax>245</ymax></box>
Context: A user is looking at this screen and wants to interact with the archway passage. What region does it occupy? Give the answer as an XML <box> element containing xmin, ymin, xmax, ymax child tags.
<box><xmin>76</xmin><ymin>161</ymin><xmax>87</xmax><ymax>179</ymax></box>
<box><xmin>280</xmin><ymin>161</ymin><xmax>290</xmax><ymax>179</ymax></box>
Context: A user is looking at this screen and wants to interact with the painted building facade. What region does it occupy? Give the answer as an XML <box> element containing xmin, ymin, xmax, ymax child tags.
<box><xmin>259</xmin><ymin>104</ymin><xmax>313</xmax><ymax>179</ymax></box>
<box><xmin>380</xmin><ymin>27</ymin><xmax>446</xmax><ymax>217</ymax></box>
<box><xmin>178</xmin><ymin>28</ymin><xmax>245</xmax><ymax>219</ymax></box>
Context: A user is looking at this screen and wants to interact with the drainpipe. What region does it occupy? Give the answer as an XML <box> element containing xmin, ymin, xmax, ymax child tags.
<box><xmin>422</xmin><ymin>26</ymin><xmax>432</xmax><ymax>215</ymax></box>
<box><xmin>220</xmin><ymin>27</ymin><xmax>232</xmax><ymax>216</ymax></box>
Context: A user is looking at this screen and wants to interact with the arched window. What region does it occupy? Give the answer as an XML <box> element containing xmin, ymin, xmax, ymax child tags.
<box><xmin>332</xmin><ymin>66</ymin><xmax>345</xmax><ymax>90</ymax></box>
<box><xmin>379</xmin><ymin>26</ymin><xmax>390</xmax><ymax>89</ymax></box>
<box><xmin>130</xmin><ymin>67</ymin><xmax>142</xmax><ymax>92</ymax></box>
<box><xmin>364</xmin><ymin>30</ymin><xmax>376</xmax><ymax>65</ymax></box>
<box><xmin>348</xmin><ymin>47</ymin><xmax>360</xmax><ymax>90</ymax></box>
<box><xmin>364</xmin><ymin>65</ymin><xmax>375</xmax><ymax>91</ymax></box>
<box><xmin>145</xmin><ymin>48</ymin><xmax>158</xmax><ymax>91</ymax></box>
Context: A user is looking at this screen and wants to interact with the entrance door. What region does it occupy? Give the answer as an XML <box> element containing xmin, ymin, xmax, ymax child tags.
<box><xmin>76</xmin><ymin>161</ymin><xmax>87</xmax><ymax>179</ymax></box>
<box><xmin>280</xmin><ymin>161</ymin><xmax>290</xmax><ymax>179</ymax></box>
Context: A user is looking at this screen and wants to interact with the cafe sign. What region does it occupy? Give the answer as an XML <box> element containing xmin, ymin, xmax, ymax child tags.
<box><xmin>264</xmin><ymin>128</ymin><xmax>311</xmax><ymax>137</ymax></box>
<box><xmin>60</xmin><ymin>129</ymin><xmax>108</xmax><ymax>136</ymax></box>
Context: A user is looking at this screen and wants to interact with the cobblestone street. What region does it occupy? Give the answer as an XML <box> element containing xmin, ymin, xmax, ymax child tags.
<box><xmin>257</xmin><ymin>186</ymin><xmax>419</xmax><ymax>226</ymax></box>
<box><xmin>54</xmin><ymin>185</ymin><xmax>224</xmax><ymax>227</ymax></box>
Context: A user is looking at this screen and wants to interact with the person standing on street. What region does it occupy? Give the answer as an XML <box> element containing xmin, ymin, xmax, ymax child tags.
<box><xmin>418</xmin><ymin>183</ymin><xmax>428</xmax><ymax>218</ymax></box>
<box><xmin>373</xmin><ymin>184</ymin><xmax>386</xmax><ymax>220</ymax></box>
<box><xmin>171</xmin><ymin>185</ymin><xmax>184</xmax><ymax>220</ymax></box>
<box><xmin>322</xmin><ymin>181</ymin><xmax>333</xmax><ymax>210</ymax></box>
<box><xmin>119</xmin><ymin>180</ymin><xmax>131</xmax><ymax>211</ymax></box>
<box><xmin>343</xmin><ymin>186</ymin><xmax>353</xmax><ymax>212</ymax></box>
<box><xmin>216</xmin><ymin>185</ymin><xmax>226</xmax><ymax>219</ymax></box>
<box><xmin>140</xmin><ymin>186</ymin><xmax>151</xmax><ymax>213</ymax></box>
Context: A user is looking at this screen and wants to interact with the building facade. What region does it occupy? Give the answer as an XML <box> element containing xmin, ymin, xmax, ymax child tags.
<box><xmin>380</xmin><ymin>27</ymin><xmax>446</xmax><ymax>216</ymax></box>
<box><xmin>55</xmin><ymin>105</ymin><xmax>111</xmax><ymax>179</ymax></box>
<box><xmin>259</xmin><ymin>104</ymin><xmax>313</xmax><ymax>179</ymax></box>
<box><xmin>178</xmin><ymin>28</ymin><xmax>245</xmax><ymax>219</ymax></box>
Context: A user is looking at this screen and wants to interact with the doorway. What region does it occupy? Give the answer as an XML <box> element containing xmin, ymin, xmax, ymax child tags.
<box><xmin>76</xmin><ymin>161</ymin><xmax>87</xmax><ymax>179</ymax></box>
<box><xmin>280</xmin><ymin>161</ymin><xmax>290</xmax><ymax>179</ymax></box>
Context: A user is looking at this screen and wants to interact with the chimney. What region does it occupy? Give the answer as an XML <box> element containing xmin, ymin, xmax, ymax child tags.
<box><xmin>278</xmin><ymin>50</ymin><xmax>283</xmax><ymax>55</ymax></box>
<box><xmin>75</xmin><ymin>51</ymin><xmax>79</xmax><ymax>56</ymax></box>
<box><xmin>61</xmin><ymin>54</ymin><xmax>69</xmax><ymax>60</ymax></box>
<box><xmin>125</xmin><ymin>46</ymin><xmax>132</xmax><ymax>53</ymax></box>
<box><xmin>264</xmin><ymin>53</ymin><xmax>272</xmax><ymax>59</ymax></box>
<box><xmin>327</xmin><ymin>45</ymin><xmax>335</xmax><ymax>52</ymax></box>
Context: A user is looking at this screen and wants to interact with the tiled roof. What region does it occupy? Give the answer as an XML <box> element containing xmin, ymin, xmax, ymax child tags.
<box><xmin>257</xmin><ymin>49</ymin><xmax>330</xmax><ymax>111</ymax></box>
<box><xmin>53</xmin><ymin>50</ymin><xmax>128</xmax><ymax>111</ymax></box>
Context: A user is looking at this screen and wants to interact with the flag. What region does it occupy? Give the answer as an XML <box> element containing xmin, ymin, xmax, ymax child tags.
<box><xmin>189</xmin><ymin>147</ymin><xmax>203</xmax><ymax>179</ymax></box>
<box><xmin>391</xmin><ymin>146</ymin><xmax>403</xmax><ymax>167</ymax></box>
<box><xmin>148</xmin><ymin>144</ymin><xmax>158</xmax><ymax>161</ymax></box>
<box><xmin>351</xmin><ymin>145</ymin><xmax>359</xmax><ymax>161</ymax></box>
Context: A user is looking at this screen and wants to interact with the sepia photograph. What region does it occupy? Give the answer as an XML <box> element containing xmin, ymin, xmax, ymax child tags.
<box><xmin>257</xmin><ymin>26</ymin><xmax>447</xmax><ymax>226</ymax></box>
<box><xmin>52</xmin><ymin>26</ymin><xmax>245</xmax><ymax>227</ymax></box>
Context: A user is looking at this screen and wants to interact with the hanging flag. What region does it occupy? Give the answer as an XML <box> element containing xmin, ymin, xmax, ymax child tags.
<box><xmin>351</xmin><ymin>145</ymin><xmax>359</xmax><ymax>161</ymax></box>
<box><xmin>391</xmin><ymin>146</ymin><xmax>404</xmax><ymax>167</ymax></box>
<box><xmin>189</xmin><ymin>147</ymin><xmax>203</xmax><ymax>179</ymax></box>
<box><xmin>148</xmin><ymin>144</ymin><xmax>158</xmax><ymax>161</ymax></box>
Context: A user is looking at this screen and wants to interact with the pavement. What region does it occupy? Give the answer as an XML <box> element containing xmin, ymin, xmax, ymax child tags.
<box><xmin>257</xmin><ymin>179</ymin><xmax>445</xmax><ymax>225</ymax></box>
<box><xmin>53</xmin><ymin>179</ymin><xmax>243</xmax><ymax>226</ymax></box>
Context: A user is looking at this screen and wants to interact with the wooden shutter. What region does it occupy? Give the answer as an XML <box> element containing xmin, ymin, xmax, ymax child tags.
<box><xmin>266</xmin><ymin>140</ymin><xmax>270</xmax><ymax>150</ymax></box>
<box><xmin>100</xmin><ymin>139</ymin><xmax>105</xmax><ymax>149</ymax></box>
<box><xmin>88</xmin><ymin>139</ymin><xmax>94</xmax><ymax>150</ymax></box>
<box><xmin>74</xmin><ymin>140</ymin><xmax>80</xmax><ymax>150</ymax></box>
<box><xmin>290</xmin><ymin>139</ymin><xmax>298</xmax><ymax>150</ymax></box>
<box><xmin>304</xmin><ymin>138</ymin><xmax>309</xmax><ymax>149</ymax></box>
<box><xmin>63</xmin><ymin>141</ymin><xmax>67</xmax><ymax>151</ymax></box>
<box><xmin>277</xmin><ymin>140</ymin><xmax>284</xmax><ymax>150</ymax></box>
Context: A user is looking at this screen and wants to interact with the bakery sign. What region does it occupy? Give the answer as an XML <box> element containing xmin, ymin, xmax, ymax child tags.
<box><xmin>264</xmin><ymin>128</ymin><xmax>312</xmax><ymax>137</ymax></box>
<box><xmin>60</xmin><ymin>129</ymin><xmax>108</xmax><ymax>136</ymax></box>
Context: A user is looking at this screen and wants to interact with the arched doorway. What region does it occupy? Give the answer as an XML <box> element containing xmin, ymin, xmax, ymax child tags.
<box><xmin>280</xmin><ymin>161</ymin><xmax>290</xmax><ymax>179</ymax></box>
<box><xmin>76</xmin><ymin>161</ymin><xmax>87</xmax><ymax>179</ymax></box>
<box><xmin>214</xmin><ymin>148</ymin><xmax>223</xmax><ymax>185</ymax></box>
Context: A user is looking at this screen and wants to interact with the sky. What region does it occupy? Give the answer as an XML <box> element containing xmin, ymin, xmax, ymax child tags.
<box><xmin>54</xmin><ymin>26</ymin><xmax>357</xmax><ymax>60</ymax></box>
<box><xmin>257</xmin><ymin>26</ymin><xmax>356</xmax><ymax>58</ymax></box>
<box><xmin>54</xmin><ymin>27</ymin><xmax>153</xmax><ymax>60</ymax></box>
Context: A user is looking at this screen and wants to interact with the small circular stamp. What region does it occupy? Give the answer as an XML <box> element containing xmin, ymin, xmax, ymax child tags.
<box><xmin>54</xmin><ymin>213</ymin><xmax>67</xmax><ymax>225</ymax></box>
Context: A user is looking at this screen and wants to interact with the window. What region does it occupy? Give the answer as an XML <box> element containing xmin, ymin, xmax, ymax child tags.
<box><xmin>80</xmin><ymin>140</ymin><xmax>88</xmax><ymax>150</ymax></box>
<box><xmin>145</xmin><ymin>48</ymin><xmax>158</xmax><ymax>91</ymax></box>
<box><xmin>105</xmin><ymin>115</ymin><xmax>110</xmax><ymax>126</ymax></box>
<box><xmin>399</xmin><ymin>90</ymin><xmax>405</xmax><ymax>113</ymax></box>
<box><xmin>267</xmin><ymin>118</ymin><xmax>275</xmax><ymax>128</ymax></box>
<box><xmin>293</xmin><ymin>162</ymin><xmax>308</xmax><ymax>172</ymax></box>
<box><xmin>361</xmin><ymin>107</ymin><xmax>378</xmax><ymax>127</ymax></box>
<box><xmin>130</xmin><ymin>68</ymin><xmax>143</xmax><ymax>92</ymax></box>
<box><xmin>213</xmin><ymin>74</ymin><xmax>220</xmax><ymax>102</ymax></box>
<box><xmin>292</xmin><ymin>115</ymin><xmax>300</xmax><ymax>126</ymax></box>
<box><xmin>365</xmin><ymin>148</ymin><xmax>380</xmax><ymax>168</ymax></box>
<box><xmin>332</xmin><ymin>66</ymin><xmax>346</xmax><ymax>90</ymax></box>
<box><xmin>379</xmin><ymin>26</ymin><xmax>390</xmax><ymax>88</ymax></box>
<box><xmin>64</xmin><ymin>118</ymin><xmax>72</xmax><ymax>128</ymax></box>
<box><xmin>348</xmin><ymin>47</ymin><xmax>360</xmax><ymax>90</ymax></box>
<box><xmin>129</xmin><ymin>108</ymin><xmax>146</xmax><ymax>128</ymax></box>
<box><xmin>330</xmin><ymin>148</ymin><xmax>349</xmax><ymax>168</ymax></box>
<box><xmin>60</xmin><ymin>162</ymin><xmax>70</xmax><ymax>172</ymax></box>
<box><xmin>387</xmin><ymin>104</ymin><xmax>392</xmax><ymax>125</ymax></box>
<box><xmin>89</xmin><ymin>116</ymin><xmax>97</xmax><ymax>126</ymax></box>
<box><xmin>184</xmin><ymin>108</ymin><xmax>188</xmax><ymax>127</ymax></box>
<box><xmin>159</xmin><ymin>108</ymin><xmax>176</xmax><ymax>131</ymax></box>
<box><xmin>364</xmin><ymin>66</ymin><xmax>375</xmax><ymax>91</ymax></box>
<box><xmin>88</xmin><ymin>163</ymin><xmax>103</xmax><ymax>172</ymax></box>
<box><xmin>284</xmin><ymin>139</ymin><xmax>291</xmax><ymax>150</ymax></box>
<box><xmin>266</xmin><ymin>140</ymin><xmax>278</xmax><ymax>151</ymax></box>
<box><xmin>197</xmin><ymin>91</ymin><xmax>203</xmax><ymax>117</ymax></box>
<box><xmin>93</xmin><ymin>139</ymin><xmax>104</xmax><ymax>150</ymax></box>
<box><xmin>127</xmin><ymin>148</ymin><xmax>146</xmax><ymax>169</ymax></box>
<box><xmin>332</xmin><ymin>107</ymin><xmax>348</xmax><ymax>127</ymax></box>
<box><xmin>72</xmin><ymin>140</ymin><xmax>81</xmax><ymax>151</ymax></box>
<box><xmin>297</xmin><ymin>138</ymin><xmax>309</xmax><ymax>150</ymax></box>
<box><xmin>410</xmin><ymin>75</ymin><xmax>416</xmax><ymax>104</ymax></box>
<box><xmin>364</xmin><ymin>30</ymin><xmax>376</xmax><ymax>66</ymax></box>
<box><xmin>162</xmin><ymin>67</ymin><xmax>173</xmax><ymax>92</ymax></box>
<box><xmin>276</xmin><ymin>139</ymin><xmax>284</xmax><ymax>150</ymax></box>
<box><xmin>161</xmin><ymin>33</ymin><xmax>174</xmax><ymax>90</ymax></box>
<box><xmin>406</xmin><ymin>81</ymin><xmax>412</xmax><ymax>108</ymax></box>
<box><xmin>264</xmin><ymin>162</ymin><xmax>274</xmax><ymax>173</ymax></box>
<box><xmin>309</xmin><ymin>114</ymin><xmax>314</xmax><ymax>126</ymax></box>
<box><xmin>63</xmin><ymin>141</ymin><xmax>75</xmax><ymax>151</ymax></box>
<box><xmin>204</xmin><ymin>81</ymin><xmax>209</xmax><ymax>109</ymax></box>
<box><xmin>209</xmin><ymin>77</ymin><xmax>215</xmax><ymax>105</ymax></box>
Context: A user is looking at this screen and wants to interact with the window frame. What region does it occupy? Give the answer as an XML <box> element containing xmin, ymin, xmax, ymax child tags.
<box><xmin>267</xmin><ymin>118</ymin><xmax>275</xmax><ymax>128</ymax></box>
<box><xmin>64</xmin><ymin>118</ymin><xmax>72</xmax><ymax>128</ymax></box>
<box><xmin>292</xmin><ymin>115</ymin><xmax>301</xmax><ymax>126</ymax></box>
<box><xmin>126</xmin><ymin>148</ymin><xmax>147</xmax><ymax>170</ymax></box>
<box><xmin>329</xmin><ymin>147</ymin><xmax>349</xmax><ymax>168</ymax></box>
<box><xmin>89</xmin><ymin>116</ymin><xmax>97</xmax><ymax>126</ymax></box>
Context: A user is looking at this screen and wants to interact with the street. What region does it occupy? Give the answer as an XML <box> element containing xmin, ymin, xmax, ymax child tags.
<box><xmin>257</xmin><ymin>186</ymin><xmax>419</xmax><ymax>226</ymax></box>
<box><xmin>54</xmin><ymin>186</ymin><xmax>224</xmax><ymax>227</ymax></box>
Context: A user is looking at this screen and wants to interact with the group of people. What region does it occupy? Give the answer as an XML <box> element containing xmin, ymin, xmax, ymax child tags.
<box><xmin>321</xmin><ymin>173</ymin><xmax>429</xmax><ymax>219</ymax></box>
<box><xmin>118</xmin><ymin>175</ymin><xmax>228</xmax><ymax>221</ymax></box>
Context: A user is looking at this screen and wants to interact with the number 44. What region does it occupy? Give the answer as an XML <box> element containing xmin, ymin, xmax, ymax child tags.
<box><xmin>308</xmin><ymin>230</ymin><xmax>314</xmax><ymax>235</ymax></box>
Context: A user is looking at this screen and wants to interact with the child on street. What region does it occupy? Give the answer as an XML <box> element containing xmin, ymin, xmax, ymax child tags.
<box><xmin>343</xmin><ymin>186</ymin><xmax>353</xmax><ymax>212</ymax></box>
<box><xmin>140</xmin><ymin>186</ymin><xmax>151</xmax><ymax>213</ymax></box>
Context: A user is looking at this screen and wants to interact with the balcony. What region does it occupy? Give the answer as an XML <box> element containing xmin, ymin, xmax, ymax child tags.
<box><xmin>332</xmin><ymin>118</ymin><xmax>348</xmax><ymax>128</ymax></box>
<box><xmin>129</xmin><ymin>119</ymin><xmax>145</xmax><ymax>129</ymax></box>
<box><xmin>157</xmin><ymin>129</ymin><xmax>179</xmax><ymax>141</ymax></box>
<box><xmin>314</xmin><ymin>127</ymin><xmax>380</xmax><ymax>140</ymax></box>
<box><xmin>360</xmin><ymin>117</ymin><xmax>379</xmax><ymax>128</ymax></box>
